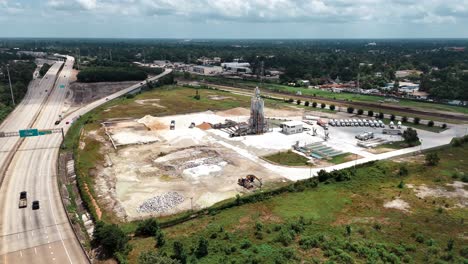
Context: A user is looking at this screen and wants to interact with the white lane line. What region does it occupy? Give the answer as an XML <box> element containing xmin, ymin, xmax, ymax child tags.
<box><xmin>20</xmin><ymin>251</ymin><xmax>23</xmax><ymax>257</ymax></box>
<box><xmin>31</xmin><ymin>231</ymin><xmax>34</xmax><ymax>237</ymax></box>
<box><xmin>44</xmin><ymin>152</ymin><xmax>73</xmax><ymax>264</ymax></box>
<box><xmin>34</xmin><ymin>248</ymin><xmax>37</xmax><ymax>254</ymax></box>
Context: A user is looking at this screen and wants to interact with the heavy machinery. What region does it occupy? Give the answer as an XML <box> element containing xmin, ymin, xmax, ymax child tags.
<box><xmin>189</xmin><ymin>122</ymin><xmax>196</xmax><ymax>128</ymax></box>
<box><xmin>170</xmin><ymin>120</ymin><xmax>175</xmax><ymax>130</ymax></box>
<box><xmin>238</xmin><ymin>174</ymin><xmax>263</xmax><ymax>189</ymax></box>
<box><xmin>19</xmin><ymin>191</ymin><xmax>27</xmax><ymax>208</ymax></box>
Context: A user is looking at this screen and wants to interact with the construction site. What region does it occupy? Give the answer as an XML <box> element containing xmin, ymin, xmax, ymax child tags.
<box><xmin>84</xmin><ymin>86</ymin><xmax>441</xmax><ymax>221</ymax></box>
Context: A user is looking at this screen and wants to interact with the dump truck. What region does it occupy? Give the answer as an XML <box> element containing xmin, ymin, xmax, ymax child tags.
<box><xmin>19</xmin><ymin>191</ymin><xmax>27</xmax><ymax>208</ymax></box>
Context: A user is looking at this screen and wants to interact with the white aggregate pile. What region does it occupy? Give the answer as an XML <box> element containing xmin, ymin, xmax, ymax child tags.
<box><xmin>137</xmin><ymin>192</ymin><xmax>184</xmax><ymax>213</ymax></box>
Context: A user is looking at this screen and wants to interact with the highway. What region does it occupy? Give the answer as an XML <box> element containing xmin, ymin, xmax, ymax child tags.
<box><xmin>0</xmin><ymin>62</ymin><xmax>172</xmax><ymax>263</ymax></box>
<box><xmin>0</xmin><ymin>56</ymin><xmax>88</xmax><ymax>264</ymax></box>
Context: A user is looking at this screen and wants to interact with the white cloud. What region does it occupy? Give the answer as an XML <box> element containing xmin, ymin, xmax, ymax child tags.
<box><xmin>37</xmin><ymin>0</ymin><xmax>468</xmax><ymax>25</ymax></box>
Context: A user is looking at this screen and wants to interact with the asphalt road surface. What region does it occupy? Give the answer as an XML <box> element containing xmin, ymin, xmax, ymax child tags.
<box><xmin>0</xmin><ymin>64</ymin><xmax>172</xmax><ymax>264</ymax></box>
<box><xmin>0</xmin><ymin>56</ymin><xmax>88</xmax><ymax>264</ymax></box>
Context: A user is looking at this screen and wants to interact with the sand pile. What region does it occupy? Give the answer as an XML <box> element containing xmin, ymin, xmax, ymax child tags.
<box><xmin>196</xmin><ymin>122</ymin><xmax>212</xmax><ymax>130</ymax></box>
<box><xmin>138</xmin><ymin>115</ymin><xmax>168</xmax><ymax>130</ymax></box>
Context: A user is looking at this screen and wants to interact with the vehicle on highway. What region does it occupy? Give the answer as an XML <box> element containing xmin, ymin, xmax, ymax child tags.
<box><xmin>32</xmin><ymin>200</ymin><xmax>40</xmax><ymax>210</ymax></box>
<box><xmin>397</xmin><ymin>121</ymin><xmax>402</xmax><ymax>129</ymax></box>
<box><xmin>389</xmin><ymin>121</ymin><xmax>395</xmax><ymax>129</ymax></box>
<box><xmin>369</xmin><ymin>121</ymin><xmax>375</xmax><ymax>127</ymax></box>
<box><xmin>54</xmin><ymin>120</ymin><xmax>60</xmax><ymax>125</ymax></box>
<box><xmin>19</xmin><ymin>191</ymin><xmax>27</xmax><ymax>208</ymax></box>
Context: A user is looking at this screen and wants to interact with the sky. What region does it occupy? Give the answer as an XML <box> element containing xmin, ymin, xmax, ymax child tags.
<box><xmin>0</xmin><ymin>0</ymin><xmax>468</xmax><ymax>38</ymax></box>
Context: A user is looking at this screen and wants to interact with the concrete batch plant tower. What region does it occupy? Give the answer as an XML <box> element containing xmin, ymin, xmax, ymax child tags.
<box><xmin>249</xmin><ymin>86</ymin><xmax>269</xmax><ymax>134</ymax></box>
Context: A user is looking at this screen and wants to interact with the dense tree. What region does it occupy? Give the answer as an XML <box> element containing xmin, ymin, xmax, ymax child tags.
<box><xmin>92</xmin><ymin>221</ymin><xmax>129</xmax><ymax>258</ymax></box>
<box><xmin>347</xmin><ymin>107</ymin><xmax>354</xmax><ymax>113</ymax></box>
<box><xmin>172</xmin><ymin>241</ymin><xmax>187</xmax><ymax>264</ymax></box>
<box><xmin>77</xmin><ymin>67</ymin><xmax>147</xmax><ymax>82</ymax></box>
<box><xmin>402</xmin><ymin>128</ymin><xmax>419</xmax><ymax>146</ymax></box>
<box><xmin>135</xmin><ymin>218</ymin><xmax>160</xmax><ymax>237</ymax></box>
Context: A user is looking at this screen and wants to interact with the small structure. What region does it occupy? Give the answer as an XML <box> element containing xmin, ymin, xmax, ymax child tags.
<box><xmin>281</xmin><ymin>121</ymin><xmax>303</xmax><ymax>135</ymax></box>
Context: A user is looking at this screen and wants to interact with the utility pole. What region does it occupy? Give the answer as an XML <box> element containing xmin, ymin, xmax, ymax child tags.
<box><xmin>6</xmin><ymin>64</ymin><xmax>15</xmax><ymax>106</ymax></box>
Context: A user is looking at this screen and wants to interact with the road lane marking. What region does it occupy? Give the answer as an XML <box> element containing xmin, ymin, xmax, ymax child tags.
<box><xmin>34</xmin><ymin>248</ymin><xmax>37</xmax><ymax>254</ymax></box>
<box><xmin>45</xmin><ymin>146</ymin><xmax>73</xmax><ymax>263</ymax></box>
<box><xmin>19</xmin><ymin>251</ymin><xmax>22</xmax><ymax>257</ymax></box>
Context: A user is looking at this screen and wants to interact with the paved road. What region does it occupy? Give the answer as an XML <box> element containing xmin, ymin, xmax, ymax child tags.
<box><xmin>0</xmin><ymin>65</ymin><xmax>172</xmax><ymax>264</ymax></box>
<box><xmin>0</xmin><ymin>56</ymin><xmax>88</xmax><ymax>264</ymax></box>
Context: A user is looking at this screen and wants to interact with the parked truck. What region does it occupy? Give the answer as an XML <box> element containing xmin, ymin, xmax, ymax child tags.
<box><xmin>19</xmin><ymin>191</ymin><xmax>27</xmax><ymax>208</ymax></box>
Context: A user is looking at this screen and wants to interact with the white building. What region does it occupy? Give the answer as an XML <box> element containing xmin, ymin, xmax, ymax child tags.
<box><xmin>281</xmin><ymin>121</ymin><xmax>303</xmax><ymax>135</ymax></box>
<box><xmin>191</xmin><ymin>65</ymin><xmax>223</xmax><ymax>75</ymax></box>
<box><xmin>221</xmin><ymin>62</ymin><xmax>252</xmax><ymax>74</ymax></box>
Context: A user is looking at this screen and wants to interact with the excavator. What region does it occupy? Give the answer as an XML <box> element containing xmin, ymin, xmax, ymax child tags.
<box><xmin>238</xmin><ymin>174</ymin><xmax>263</xmax><ymax>189</ymax></box>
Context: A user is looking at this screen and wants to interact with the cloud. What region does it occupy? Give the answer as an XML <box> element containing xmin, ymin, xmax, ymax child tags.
<box><xmin>34</xmin><ymin>0</ymin><xmax>468</xmax><ymax>25</ymax></box>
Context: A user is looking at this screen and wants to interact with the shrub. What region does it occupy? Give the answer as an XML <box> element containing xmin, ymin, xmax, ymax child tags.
<box><xmin>287</xmin><ymin>98</ymin><xmax>294</xmax><ymax>103</ymax></box>
<box><xmin>296</xmin><ymin>99</ymin><xmax>301</xmax><ymax>105</ymax></box>
<box><xmin>255</xmin><ymin>221</ymin><xmax>264</xmax><ymax>232</ymax></box>
<box><xmin>155</xmin><ymin>231</ymin><xmax>165</xmax><ymax>247</ymax></box>
<box><xmin>415</xmin><ymin>233</ymin><xmax>425</xmax><ymax>243</ymax></box>
<box><xmin>135</xmin><ymin>218</ymin><xmax>160</xmax><ymax>237</ymax></box>
<box><xmin>172</xmin><ymin>241</ymin><xmax>187</xmax><ymax>264</ymax></box>
<box><xmin>304</xmin><ymin>101</ymin><xmax>310</xmax><ymax>106</ymax></box>
<box><xmin>312</xmin><ymin>102</ymin><xmax>317</xmax><ymax>108</ymax></box>
<box><xmin>240</xmin><ymin>239</ymin><xmax>252</xmax><ymax>249</ymax></box>
<box><xmin>442</xmin><ymin>123</ymin><xmax>447</xmax><ymax>129</ymax></box>
<box><xmin>390</xmin><ymin>114</ymin><xmax>396</xmax><ymax>121</ymax></box>
<box><xmin>138</xmin><ymin>251</ymin><xmax>179</xmax><ymax>264</ymax></box>
<box><xmin>347</xmin><ymin>107</ymin><xmax>354</xmax><ymax>114</ymax></box>
<box><xmin>378</xmin><ymin>112</ymin><xmax>384</xmax><ymax>119</ymax></box>
<box><xmin>414</xmin><ymin>117</ymin><xmax>420</xmax><ymax>124</ymax></box>
<box><xmin>428</xmin><ymin>120</ymin><xmax>434</xmax><ymax>127</ymax></box>
<box><xmin>357</xmin><ymin>109</ymin><xmax>364</xmax><ymax>115</ymax></box>
<box><xmin>195</xmin><ymin>237</ymin><xmax>209</xmax><ymax>258</ymax></box>
<box><xmin>321</xmin><ymin>103</ymin><xmax>326</xmax><ymax>109</ymax></box>
<box><xmin>398</xmin><ymin>165</ymin><xmax>409</xmax><ymax>176</ymax></box>
<box><xmin>402</xmin><ymin>116</ymin><xmax>408</xmax><ymax>122</ymax></box>
<box><xmin>446</xmin><ymin>238</ymin><xmax>454</xmax><ymax>251</ymax></box>
<box><xmin>329</xmin><ymin>104</ymin><xmax>336</xmax><ymax>111</ymax></box>
<box><xmin>276</xmin><ymin>229</ymin><xmax>295</xmax><ymax>246</ymax></box>
<box><xmin>368</xmin><ymin>110</ymin><xmax>374</xmax><ymax>117</ymax></box>
<box><xmin>398</xmin><ymin>181</ymin><xmax>405</xmax><ymax>189</ymax></box>
<box><xmin>194</xmin><ymin>89</ymin><xmax>201</xmax><ymax>100</ymax></box>
<box><xmin>425</xmin><ymin>153</ymin><xmax>440</xmax><ymax>166</ymax></box>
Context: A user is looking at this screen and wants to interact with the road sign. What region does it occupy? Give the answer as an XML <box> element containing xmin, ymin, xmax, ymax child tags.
<box><xmin>38</xmin><ymin>130</ymin><xmax>52</xmax><ymax>136</ymax></box>
<box><xmin>59</xmin><ymin>84</ymin><xmax>65</xmax><ymax>89</ymax></box>
<box><xmin>19</xmin><ymin>129</ymin><xmax>39</xmax><ymax>138</ymax></box>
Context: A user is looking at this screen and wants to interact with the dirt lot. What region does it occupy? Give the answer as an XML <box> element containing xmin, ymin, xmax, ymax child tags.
<box><xmin>69</xmin><ymin>81</ymin><xmax>139</xmax><ymax>105</ymax></box>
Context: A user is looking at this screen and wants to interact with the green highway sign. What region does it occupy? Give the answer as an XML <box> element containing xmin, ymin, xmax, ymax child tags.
<box><xmin>38</xmin><ymin>130</ymin><xmax>52</xmax><ymax>135</ymax></box>
<box><xmin>19</xmin><ymin>129</ymin><xmax>39</xmax><ymax>138</ymax></box>
<box><xmin>59</xmin><ymin>84</ymin><xmax>65</xmax><ymax>89</ymax></box>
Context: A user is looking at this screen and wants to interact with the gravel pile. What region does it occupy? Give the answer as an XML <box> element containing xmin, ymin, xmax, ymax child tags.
<box><xmin>137</xmin><ymin>192</ymin><xmax>185</xmax><ymax>213</ymax></box>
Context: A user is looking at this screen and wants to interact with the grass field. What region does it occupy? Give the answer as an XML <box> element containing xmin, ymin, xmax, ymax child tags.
<box><xmin>128</xmin><ymin>144</ymin><xmax>468</xmax><ymax>264</ymax></box>
<box><xmin>328</xmin><ymin>153</ymin><xmax>354</xmax><ymax>164</ymax></box>
<box><xmin>263</xmin><ymin>150</ymin><xmax>310</xmax><ymax>166</ymax></box>
<box><xmin>193</xmin><ymin>75</ymin><xmax>468</xmax><ymax>115</ymax></box>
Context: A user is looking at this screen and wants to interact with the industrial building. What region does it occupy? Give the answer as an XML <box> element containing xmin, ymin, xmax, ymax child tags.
<box><xmin>191</xmin><ymin>65</ymin><xmax>223</xmax><ymax>75</ymax></box>
<box><xmin>221</xmin><ymin>62</ymin><xmax>252</xmax><ymax>74</ymax></box>
<box><xmin>281</xmin><ymin>121</ymin><xmax>303</xmax><ymax>135</ymax></box>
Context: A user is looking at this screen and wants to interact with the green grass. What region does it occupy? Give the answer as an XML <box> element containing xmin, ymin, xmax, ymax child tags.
<box><xmin>377</xmin><ymin>140</ymin><xmax>421</xmax><ymax>150</ymax></box>
<box><xmin>127</xmin><ymin>144</ymin><xmax>468</xmax><ymax>264</ymax></box>
<box><xmin>263</xmin><ymin>150</ymin><xmax>310</xmax><ymax>166</ymax></box>
<box><xmin>328</xmin><ymin>153</ymin><xmax>354</xmax><ymax>164</ymax></box>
